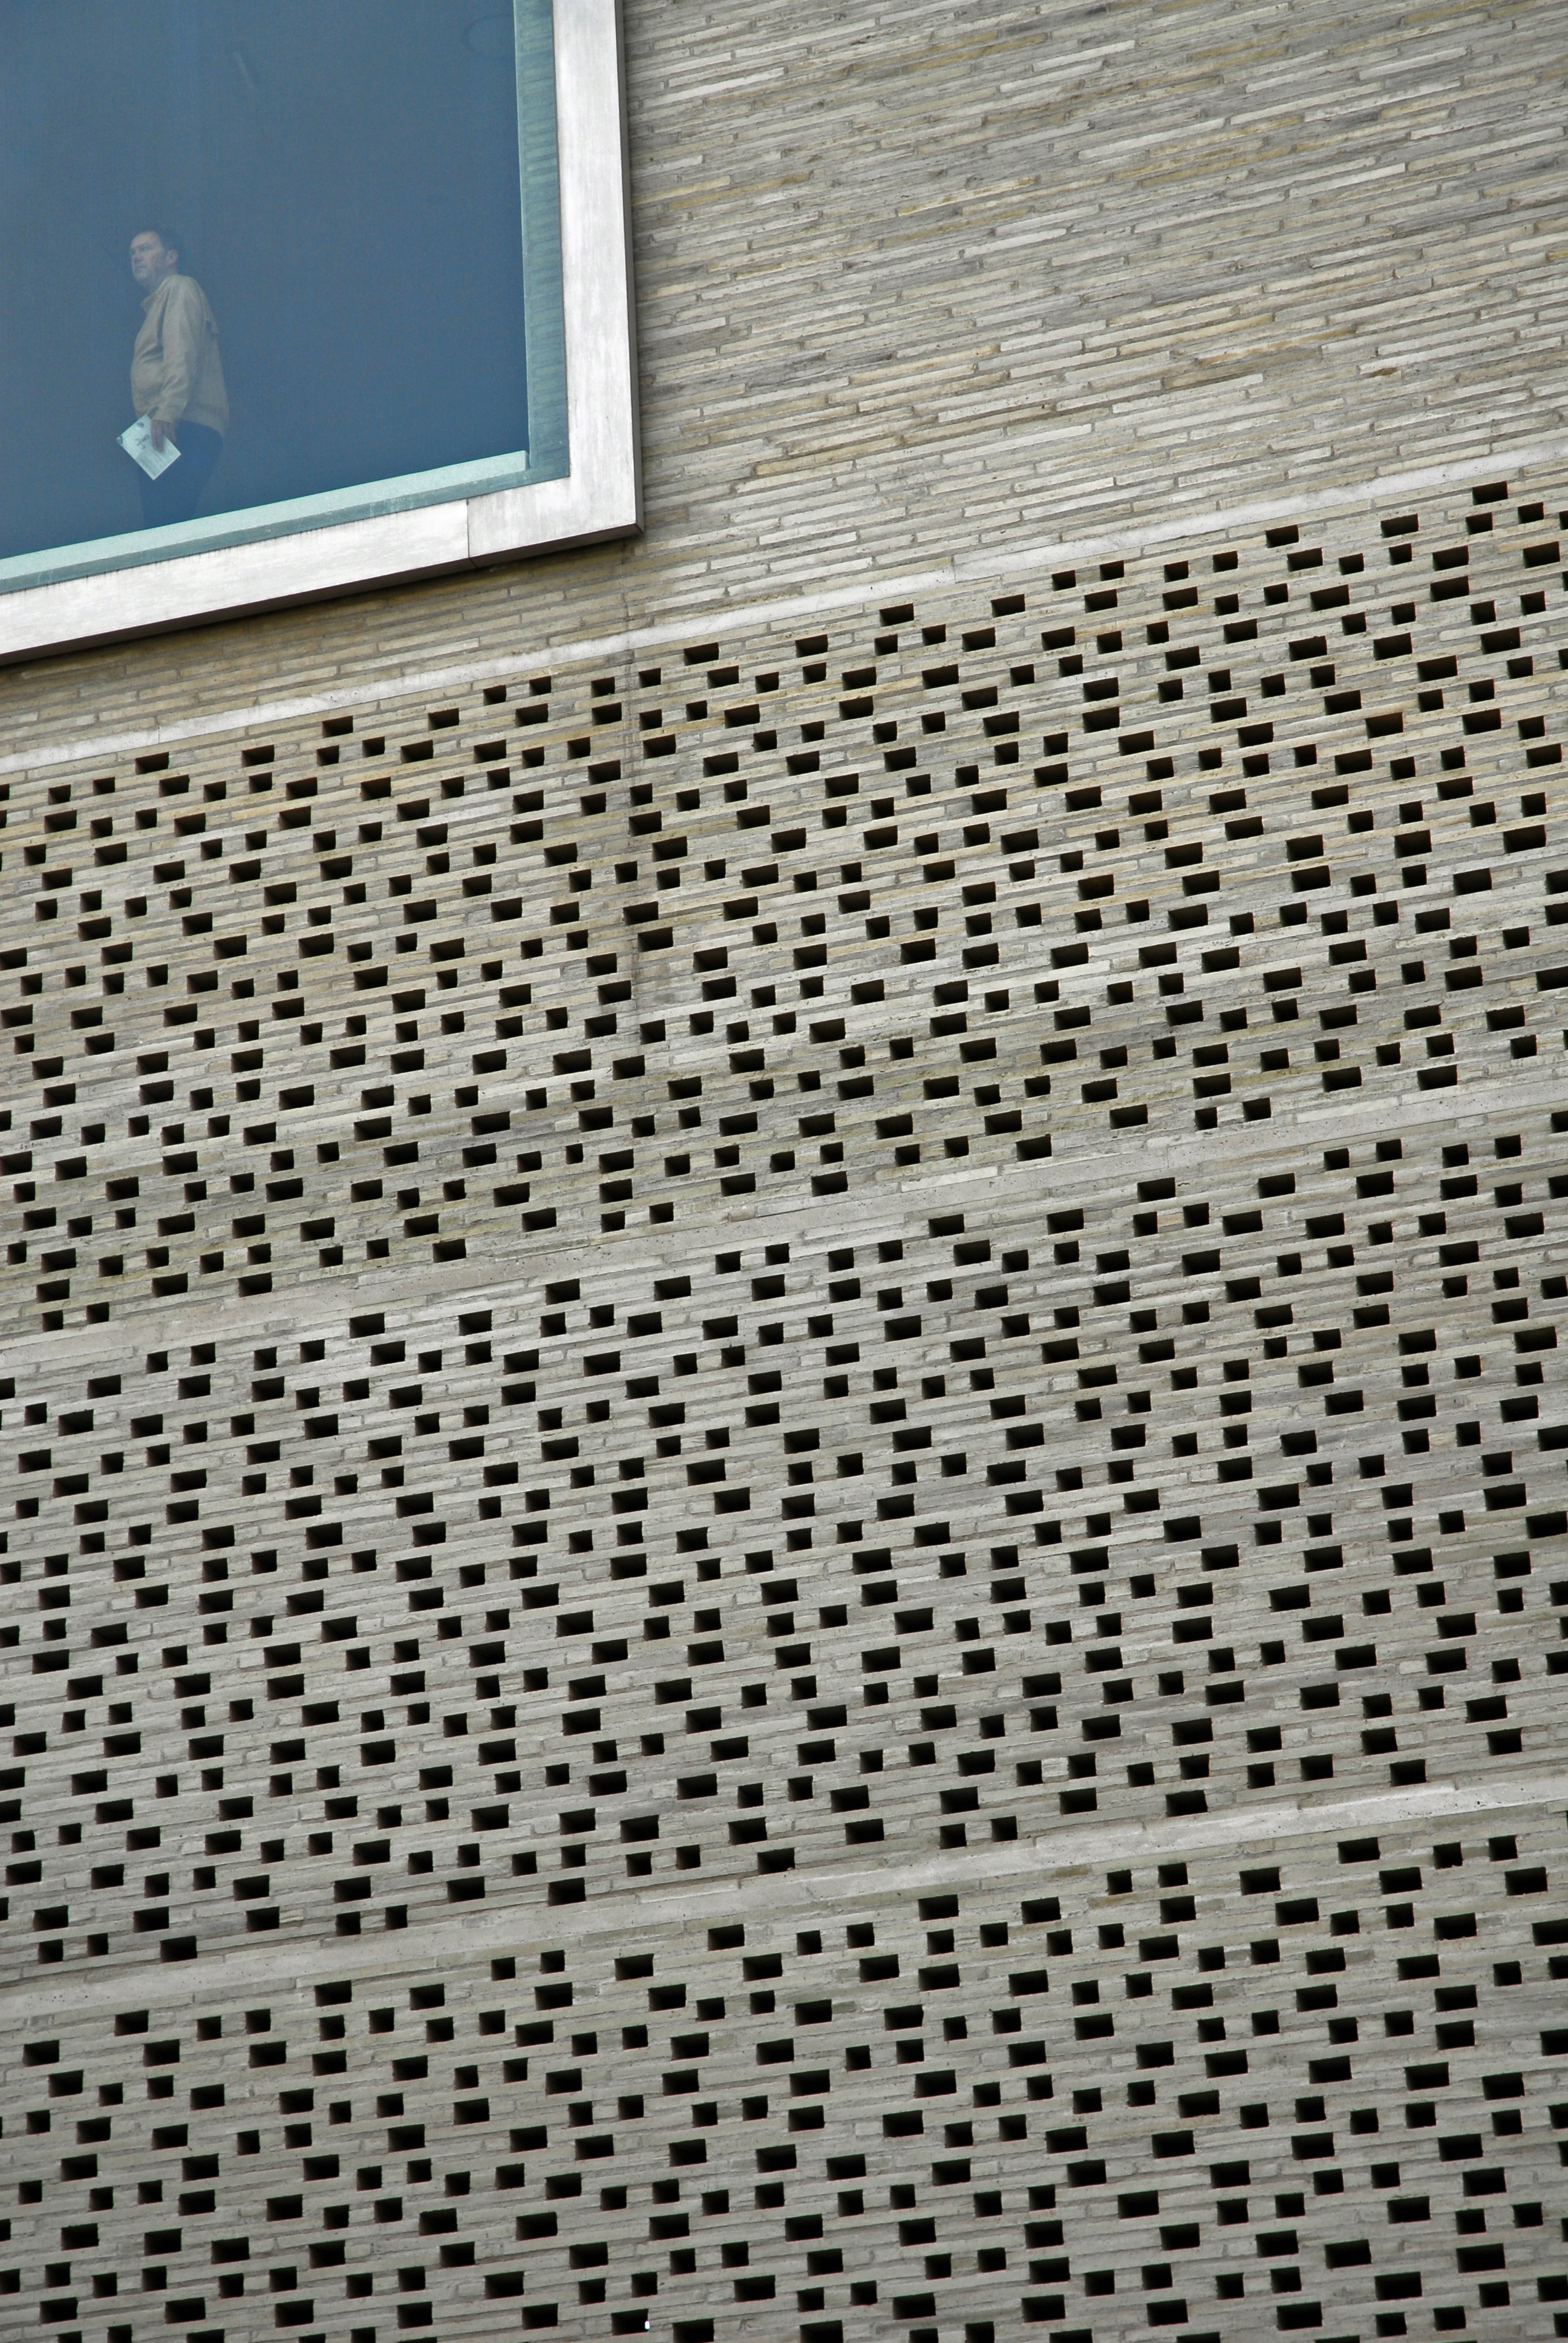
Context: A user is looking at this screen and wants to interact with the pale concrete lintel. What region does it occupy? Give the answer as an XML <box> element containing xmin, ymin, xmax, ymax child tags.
<box><xmin>1</xmin><ymin>1067</ymin><xmax>1557</xmax><ymax>1377</ymax></box>
<box><xmin>2</xmin><ymin>1769</ymin><xmax>1562</xmax><ymax>2029</ymax></box>
<box><xmin>5</xmin><ymin>433</ymin><xmax>1566</xmax><ymax>781</ymax></box>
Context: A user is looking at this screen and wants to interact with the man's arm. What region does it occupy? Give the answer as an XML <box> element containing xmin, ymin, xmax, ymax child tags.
<box><xmin>149</xmin><ymin>280</ymin><xmax>200</xmax><ymax>446</ymax></box>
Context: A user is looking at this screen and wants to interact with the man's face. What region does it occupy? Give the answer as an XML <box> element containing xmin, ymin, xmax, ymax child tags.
<box><xmin>129</xmin><ymin>234</ymin><xmax>175</xmax><ymax>289</ymax></box>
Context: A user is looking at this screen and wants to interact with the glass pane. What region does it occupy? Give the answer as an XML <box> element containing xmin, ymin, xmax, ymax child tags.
<box><xmin>0</xmin><ymin>0</ymin><xmax>563</xmax><ymax>578</ymax></box>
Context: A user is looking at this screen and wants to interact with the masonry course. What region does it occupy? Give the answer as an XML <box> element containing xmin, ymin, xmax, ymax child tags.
<box><xmin>3</xmin><ymin>2</ymin><xmax>1568</xmax><ymax>2339</ymax></box>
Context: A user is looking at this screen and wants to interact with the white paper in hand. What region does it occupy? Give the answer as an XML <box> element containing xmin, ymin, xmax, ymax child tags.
<box><xmin>118</xmin><ymin>417</ymin><xmax>181</xmax><ymax>480</ymax></box>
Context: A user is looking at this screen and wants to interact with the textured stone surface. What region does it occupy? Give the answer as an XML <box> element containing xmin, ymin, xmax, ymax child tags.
<box><xmin>4</xmin><ymin>461</ymin><xmax>1568</xmax><ymax>2339</ymax></box>
<box><xmin>4</xmin><ymin>2</ymin><xmax>1568</xmax><ymax>2339</ymax></box>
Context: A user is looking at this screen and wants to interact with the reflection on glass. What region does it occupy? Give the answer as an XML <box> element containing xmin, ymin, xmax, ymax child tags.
<box><xmin>0</xmin><ymin>0</ymin><xmax>563</xmax><ymax>570</ymax></box>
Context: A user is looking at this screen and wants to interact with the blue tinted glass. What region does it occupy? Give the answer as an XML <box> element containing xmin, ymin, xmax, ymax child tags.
<box><xmin>0</xmin><ymin>0</ymin><xmax>564</xmax><ymax>581</ymax></box>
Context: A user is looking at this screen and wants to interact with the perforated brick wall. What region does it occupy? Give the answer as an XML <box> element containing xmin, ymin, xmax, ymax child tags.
<box><xmin>2</xmin><ymin>459</ymin><xmax>1568</xmax><ymax>2341</ymax></box>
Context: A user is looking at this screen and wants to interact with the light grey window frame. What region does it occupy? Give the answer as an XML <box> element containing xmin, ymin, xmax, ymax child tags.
<box><xmin>0</xmin><ymin>0</ymin><xmax>638</xmax><ymax>665</ymax></box>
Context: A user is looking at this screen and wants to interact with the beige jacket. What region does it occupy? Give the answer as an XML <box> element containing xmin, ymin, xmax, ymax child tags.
<box><xmin>131</xmin><ymin>273</ymin><xmax>229</xmax><ymax>437</ymax></box>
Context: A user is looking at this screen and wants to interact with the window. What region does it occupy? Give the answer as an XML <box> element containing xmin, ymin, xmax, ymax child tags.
<box><xmin>0</xmin><ymin>0</ymin><xmax>635</xmax><ymax>655</ymax></box>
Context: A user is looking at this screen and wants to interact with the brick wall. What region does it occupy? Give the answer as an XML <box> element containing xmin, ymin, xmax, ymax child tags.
<box><xmin>2</xmin><ymin>3</ymin><xmax>1568</xmax><ymax>2339</ymax></box>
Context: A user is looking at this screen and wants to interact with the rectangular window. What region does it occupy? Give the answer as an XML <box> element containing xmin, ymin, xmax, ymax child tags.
<box><xmin>0</xmin><ymin>0</ymin><xmax>636</xmax><ymax>655</ymax></box>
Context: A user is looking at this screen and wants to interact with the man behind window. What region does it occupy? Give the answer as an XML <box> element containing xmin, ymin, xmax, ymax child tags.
<box><xmin>128</xmin><ymin>227</ymin><xmax>229</xmax><ymax>528</ymax></box>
